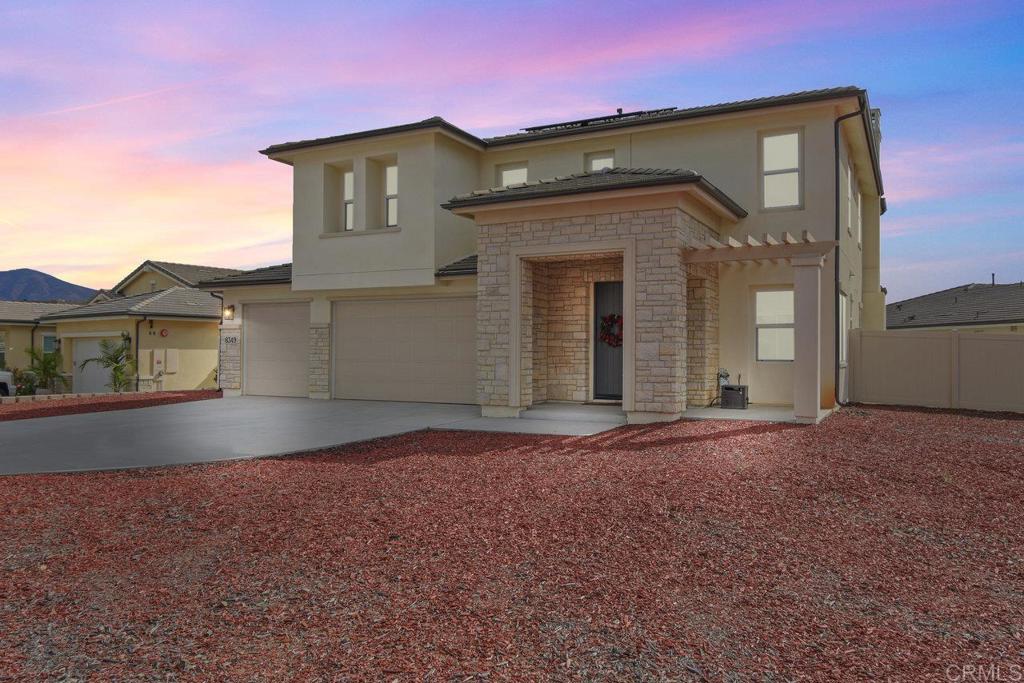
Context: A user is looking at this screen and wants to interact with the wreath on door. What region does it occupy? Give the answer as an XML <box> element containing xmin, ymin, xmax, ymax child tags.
<box><xmin>599</xmin><ymin>313</ymin><xmax>623</xmax><ymax>348</ymax></box>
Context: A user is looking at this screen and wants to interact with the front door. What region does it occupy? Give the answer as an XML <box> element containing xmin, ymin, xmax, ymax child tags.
<box><xmin>593</xmin><ymin>281</ymin><xmax>624</xmax><ymax>400</ymax></box>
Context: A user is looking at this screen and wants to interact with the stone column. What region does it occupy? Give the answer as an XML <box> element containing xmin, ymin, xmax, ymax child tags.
<box><xmin>308</xmin><ymin>297</ymin><xmax>331</xmax><ymax>399</ymax></box>
<box><xmin>219</xmin><ymin>327</ymin><xmax>242</xmax><ymax>396</ymax></box>
<box><xmin>686</xmin><ymin>262</ymin><xmax>719</xmax><ymax>407</ymax></box>
<box><xmin>792</xmin><ymin>255</ymin><xmax>823</xmax><ymax>423</ymax></box>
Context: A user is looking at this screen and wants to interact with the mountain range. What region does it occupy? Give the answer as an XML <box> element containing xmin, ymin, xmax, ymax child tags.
<box><xmin>0</xmin><ymin>268</ymin><xmax>95</xmax><ymax>303</ymax></box>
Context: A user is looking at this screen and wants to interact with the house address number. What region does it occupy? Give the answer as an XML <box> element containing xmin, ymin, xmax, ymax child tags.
<box><xmin>223</xmin><ymin>335</ymin><xmax>240</xmax><ymax>345</ymax></box>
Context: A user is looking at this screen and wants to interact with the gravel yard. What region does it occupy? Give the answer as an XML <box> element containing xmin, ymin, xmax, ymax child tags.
<box><xmin>1</xmin><ymin>405</ymin><xmax>1022</xmax><ymax>680</ymax></box>
<box><xmin>0</xmin><ymin>390</ymin><xmax>220</xmax><ymax>422</ymax></box>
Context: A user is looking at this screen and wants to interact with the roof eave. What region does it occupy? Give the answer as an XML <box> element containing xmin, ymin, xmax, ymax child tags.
<box><xmin>260</xmin><ymin>118</ymin><xmax>486</xmax><ymax>159</ymax></box>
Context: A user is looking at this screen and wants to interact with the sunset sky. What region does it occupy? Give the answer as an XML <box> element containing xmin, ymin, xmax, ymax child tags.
<box><xmin>1</xmin><ymin>0</ymin><xmax>1022</xmax><ymax>301</ymax></box>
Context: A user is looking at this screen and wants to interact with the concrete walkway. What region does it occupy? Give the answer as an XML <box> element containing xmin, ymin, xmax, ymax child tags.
<box><xmin>0</xmin><ymin>397</ymin><xmax>626</xmax><ymax>475</ymax></box>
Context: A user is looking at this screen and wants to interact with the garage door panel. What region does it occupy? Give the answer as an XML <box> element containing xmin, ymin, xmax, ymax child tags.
<box><xmin>244</xmin><ymin>303</ymin><xmax>309</xmax><ymax>397</ymax></box>
<box><xmin>333</xmin><ymin>298</ymin><xmax>475</xmax><ymax>404</ymax></box>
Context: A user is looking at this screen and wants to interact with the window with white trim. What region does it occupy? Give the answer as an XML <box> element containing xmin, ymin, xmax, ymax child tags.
<box><xmin>496</xmin><ymin>162</ymin><xmax>527</xmax><ymax>187</ymax></box>
<box><xmin>839</xmin><ymin>292</ymin><xmax>849</xmax><ymax>365</ymax></box>
<box><xmin>755</xmin><ymin>289</ymin><xmax>794</xmax><ymax>361</ymax></box>
<box><xmin>585</xmin><ymin>150</ymin><xmax>615</xmax><ymax>172</ymax></box>
<box><xmin>42</xmin><ymin>334</ymin><xmax>57</xmax><ymax>356</ymax></box>
<box><xmin>856</xmin><ymin>188</ymin><xmax>862</xmax><ymax>245</ymax></box>
<box><xmin>342</xmin><ymin>170</ymin><xmax>355</xmax><ymax>231</ymax></box>
<box><xmin>0</xmin><ymin>333</ymin><xmax>6</xmax><ymax>369</ymax></box>
<box><xmin>761</xmin><ymin>131</ymin><xmax>801</xmax><ymax>209</ymax></box>
<box><xmin>384</xmin><ymin>164</ymin><xmax>398</xmax><ymax>227</ymax></box>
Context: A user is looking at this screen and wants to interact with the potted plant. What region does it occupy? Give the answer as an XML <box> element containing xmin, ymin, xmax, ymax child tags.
<box><xmin>78</xmin><ymin>335</ymin><xmax>136</xmax><ymax>393</ymax></box>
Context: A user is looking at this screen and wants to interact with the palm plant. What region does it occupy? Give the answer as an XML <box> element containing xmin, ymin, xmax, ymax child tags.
<box><xmin>79</xmin><ymin>335</ymin><xmax>136</xmax><ymax>392</ymax></box>
<box><xmin>26</xmin><ymin>347</ymin><xmax>68</xmax><ymax>393</ymax></box>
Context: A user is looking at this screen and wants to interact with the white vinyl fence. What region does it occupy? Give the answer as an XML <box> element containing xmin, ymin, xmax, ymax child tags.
<box><xmin>849</xmin><ymin>329</ymin><xmax>1024</xmax><ymax>413</ymax></box>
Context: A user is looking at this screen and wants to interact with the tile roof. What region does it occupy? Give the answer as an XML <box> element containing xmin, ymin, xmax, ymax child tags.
<box><xmin>260</xmin><ymin>87</ymin><xmax>866</xmax><ymax>155</ymax></box>
<box><xmin>0</xmin><ymin>300</ymin><xmax>80</xmax><ymax>324</ymax></box>
<box><xmin>39</xmin><ymin>287</ymin><xmax>222</xmax><ymax>321</ymax></box>
<box><xmin>146</xmin><ymin>261</ymin><xmax>243</xmax><ymax>286</ymax></box>
<box><xmin>886</xmin><ymin>283</ymin><xmax>1024</xmax><ymax>329</ymax></box>
<box><xmin>435</xmin><ymin>254</ymin><xmax>478</xmax><ymax>277</ymax></box>
<box><xmin>442</xmin><ymin>167</ymin><xmax>747</xmax><ymax>217</ymax></box>
<box><xmin>198</xmin><ymin>263</ymin><xmax>293</xmax><ymax>288</ymax></box>
<box><xmin>483</xmin><ymin>87</ymin><xmax>865</xmax><ymax>145</ymax></box>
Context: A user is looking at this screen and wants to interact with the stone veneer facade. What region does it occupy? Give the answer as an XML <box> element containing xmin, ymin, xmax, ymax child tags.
<box><xmin>308</xmin><ymin>324</ymin><xmax>331</xmax><ymax>398</ymax></box>
<box><xmin>686</xmin><ymin>262</ymin><xmax>720</xmax><ymax>407</ymax></box>
<box><xmin>219</xmin><ymin>328</ymin><xmax>241</xmax><ymax>391</ymax></box>
<box><xmin>477</xmin><ymin>206</ymin><xmax>719</xmax><ymax>419</ymax></box>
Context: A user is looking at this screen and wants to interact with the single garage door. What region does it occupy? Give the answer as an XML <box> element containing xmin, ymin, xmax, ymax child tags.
<box><xmin>244</xmin><ymin>302</ymin><xmax>310</xmax><ymax>397</ymax></box>
<box><xmin>333</xmin><ymin>298</ymin><xmax>475</xmax><ymax>403</ymax></box>
<box><xmin>73</xmin><ymin>338</ymin><xmax>115</xmax><ymax>393</ymax></box>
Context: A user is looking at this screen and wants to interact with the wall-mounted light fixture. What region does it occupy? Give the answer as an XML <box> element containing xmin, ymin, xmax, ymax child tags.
<box><xmin>223</xmin><ymin>305</ymin><xmax>235</xmax><ymax>320</ymax></box>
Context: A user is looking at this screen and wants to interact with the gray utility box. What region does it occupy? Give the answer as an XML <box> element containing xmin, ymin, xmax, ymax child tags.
<box><xmin>720</xmin><ymin>384</ymin><xmax>749</xmax><ymax>409</ymax></box>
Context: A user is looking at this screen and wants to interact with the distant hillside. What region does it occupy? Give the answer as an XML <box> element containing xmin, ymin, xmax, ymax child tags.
<box><xmin>0</xmin><ymin>269</ymin><xmax>95</xmax><ymax>303</ymax></box>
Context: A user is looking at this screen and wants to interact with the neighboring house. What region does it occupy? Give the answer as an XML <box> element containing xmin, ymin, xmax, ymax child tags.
<box><xmin>38</xmin><ymin>261</ymin><xmax>239</xmax><ymax>393</ymax></box>
<box><xmin>202</xmin><ymin>86</ymin><xmax>886</xmax><ymax>423</ymax></box>
<box><xmin>887</xmin><ymin>282</ymin><xmax>1024</xmax><ymax>334</ymax></box>
<box><xmin>0</xmin><ymin>301</ymin><xmax>79</xmax><ymax>370</ymax></box>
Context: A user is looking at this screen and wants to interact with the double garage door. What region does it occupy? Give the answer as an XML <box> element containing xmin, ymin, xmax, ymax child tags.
<box><xmin>243</xmin><ymin>298</ymin><xmax>475</xmax><ymax>404</ymax></box>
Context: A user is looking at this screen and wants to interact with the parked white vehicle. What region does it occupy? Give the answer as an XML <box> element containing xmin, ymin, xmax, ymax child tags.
<box><xmin>0</xmin><ymin>369</ymin><xmax>12</xmax><ymax>396</ymax></box>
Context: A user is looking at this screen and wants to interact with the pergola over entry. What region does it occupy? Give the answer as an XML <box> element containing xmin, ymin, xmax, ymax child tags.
<box><xmin>683</xmin><ymin>230</ymin><xmax>835</xmax><ymax>423</ymax></box>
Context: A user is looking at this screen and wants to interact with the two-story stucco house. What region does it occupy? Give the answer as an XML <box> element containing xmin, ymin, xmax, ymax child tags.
<box><xmin>202</xmin><ymin>86</ymin><xmax>886</xmax><ymax>424</ymax></box>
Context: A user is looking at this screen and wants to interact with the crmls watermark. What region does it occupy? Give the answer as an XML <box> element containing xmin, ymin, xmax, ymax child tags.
<box><xmin>947</xmin><ymin>663</ymin><xmax>1024</xmax><ymax>682</ymax></box>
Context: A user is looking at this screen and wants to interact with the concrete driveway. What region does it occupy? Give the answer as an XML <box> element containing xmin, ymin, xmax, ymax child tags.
<box><xmin>1</xmin><ymin>397</ymin><xmax>626</xmax><ymax>475</ymax></box>
<box><xmin>1</xmin><ymin>397</ymin><xmax>483</xmax><ymax>475</ymax></box>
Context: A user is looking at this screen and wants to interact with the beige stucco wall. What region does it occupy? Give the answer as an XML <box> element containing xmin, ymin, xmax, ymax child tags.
<box><xmin>54</xmin><ymin>317</ymin><xmax>218</xmax><ymax>391</ymax></box>
<box><xmin>280</xmin><ymin>131</ymin><xmax>479</xmax><ymax>291</ymax></box>
<box><xmin>119</xmin><ymin>270</ymin><xmax>179</xmax><ymax>297</ymax></box>
<box><xmin>0</xmin><ymin>324</ymin><xmax>59</xmax><ymax>371</ymax></box>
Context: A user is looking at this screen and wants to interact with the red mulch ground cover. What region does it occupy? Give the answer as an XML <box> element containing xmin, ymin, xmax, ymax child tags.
<box><xmin>0</xmin><ymin>390</ymin><xmax>221</xmax><ymax>422</ymax></box>
<box><xmin>1</xmin><ymin>406</ymin><xmax>1022</xmax><ymax>680</ymax></box>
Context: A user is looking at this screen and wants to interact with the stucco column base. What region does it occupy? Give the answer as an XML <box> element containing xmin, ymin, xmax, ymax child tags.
<box><xmin>626</xmin><ymin>410</ymin><xmax>682</xmax><ymax>424</ymax></box>
<box><xmin>308</xmin><ymin>391</ymin><xmax>331</xmax><ymax>400</ymax></box>
<box><xmin>861</xmin><ymin>290</ymin><xmax>887</xmax><ymax>331</ymax></box>
<box><xmin>481</xmin><ymin>405</ymin><xmax>523</xmax><ymax>418</ymax></box>
<box><xmin>222</xmin><ymin>388</ymin><xmax>242</xmax><ymax>398</ymax></box>
<box><xmin>792</xmin><ymin>255</ymin><xmax>823</xmax><ymax>423</ymax></box>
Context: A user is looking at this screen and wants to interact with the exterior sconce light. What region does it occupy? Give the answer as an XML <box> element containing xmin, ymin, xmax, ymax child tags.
<box><xmin>223</xmin><ymin>305</ymin><xmax>235</xmax><ymax>320</ymax></box>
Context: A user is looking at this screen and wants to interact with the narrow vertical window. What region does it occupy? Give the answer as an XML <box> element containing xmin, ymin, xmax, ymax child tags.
<box><xmin>384</xmin><ymin>164</ymin><xmax>398</xmax><ymax>227</ymax></box>
<box><xmin>342</xmin><ymin>170</ymin><xmax>355</xmax><ymax>231</ymax></box>
<box><xmin>847</xmin><ymin>162</ymin><xmax>855</xmax><ymax>235</ymax></box>
<box><xmin>0</xmin><ymin>333</ymin><xmax>6</xmax><ymax>369</ymax></box>
<box><xmin>856</xmin><ymin>190</ymin><xmax>862</xmax><ymax>245</ymax></box>
<box><xmin>585</xmin><ymin>150</ymin><xmax>615</xmax><ymax>172</ymax></box>
<box><xmin>761</xmin><ymin>131</ymin><xmax>801</xmax><ymax>209</ymax></box>
<box><xmin>496</xmin><ymin>162</ymin><xmax>527</xmax><ymax>187</ymax></box>
<box><xmin>755</xmin><ymin>290</ymin><xmax>794</xmax><ymax>361</ymax></box>
<box><xmin>42</xmin><ymin>334</ymin><xmax>57</xmax><ymax>356</ymax></box>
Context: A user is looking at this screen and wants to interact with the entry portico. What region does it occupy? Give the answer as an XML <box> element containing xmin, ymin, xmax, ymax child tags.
<box><xmin>444</xmin><ymin>168</ymin><xmax>835</xmax><ymax>424</ymax></box>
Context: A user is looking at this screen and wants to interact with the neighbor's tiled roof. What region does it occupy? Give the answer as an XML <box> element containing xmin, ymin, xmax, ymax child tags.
<box><xmin>886</xmin><ymin>283</ymin><xmax>1024</xmax><ymax>329</ymax></box>
<box><xmin>435</xmin><ymin>254</ymin><xmax>478</xmax><ymax>277</ymax></box>
<box><xmin>442</xmin><ymin>168</ymin><xmax>747</xmax><ymax>217</ymax></box>
<box><xmin>146</xmin><ymin>261</ymin><xmax>242</xmax><ymax>286</ymax></box>
<box><xmin>39</xmin><ymin>287</ymin><xmax>221</xmax><ymax>321</ymax></box>
<box><xmin>198</xmin><ymin>263</ymin><xmax>293</xmax><ymax>288</ymax></box>
<box><xmin>0</xmin><ymin>300</ymin><xmax>80</xmax><ymax>324</ymax></box>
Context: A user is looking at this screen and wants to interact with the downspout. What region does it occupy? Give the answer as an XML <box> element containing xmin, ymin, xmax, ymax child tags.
<box><xmin>834</xmin><ymin>107</ymin><xmax>864</xmax><ymax>407</ymax></box>
<box><xmin>134</xmin><ymin>316</ymin><xmax>147</xmax><ymax>391</ymax></box>
<box><xmin>210</xmin><ymin>291</ymin><xmax>224</xmax><ymax>391</ymax></box>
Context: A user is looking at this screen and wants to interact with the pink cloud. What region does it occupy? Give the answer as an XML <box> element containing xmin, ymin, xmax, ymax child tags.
<box><xmin>883</xmin><ymin>136</ymin><xmax>1024</xmax><ymax>204</ymax></box>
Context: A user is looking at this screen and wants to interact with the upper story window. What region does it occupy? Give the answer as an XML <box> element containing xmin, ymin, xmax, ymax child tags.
<box><xmin>384</xmin><ymin>164</ymin><xmax>398</xmax><ymax>227</ymax></box>
<box><xmin>761</xmin><ymin>130</ymin><xmax>802</xmax><ymax>210</ymax></box>
<box><xmin>343</xmin><ymin>170</ymin><xmax>355</xmax><ymax>231</ymax></box>
<box><xmin>585</xmin><ymin>150</ymin><xmax>615</xmax><ymax>172</ymax></box>
<box><xmin>496</xmin><ymin>162</ymin><xmax>527</xmax><ymax>187</ymax></box>
<box><xmin>755</xmin><ymin>289</ymin><xmax>794</xmax><ymax>361</ymax></box>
